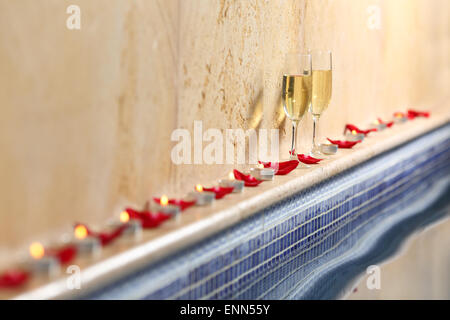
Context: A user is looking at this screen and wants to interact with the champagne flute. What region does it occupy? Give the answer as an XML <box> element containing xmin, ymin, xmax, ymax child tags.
<box><xmin>309</xmin><ymin>50</ymin><xmax>332</xmax><ymax>157</ymax></box>
<box><xmin>282</xmin><ymin>53</ymin><xmax>312</xmax><ymax>167</ymax></box>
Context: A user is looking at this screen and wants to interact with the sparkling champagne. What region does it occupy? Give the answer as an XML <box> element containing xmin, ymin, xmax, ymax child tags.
<box><xmin>310</xmin><ymin>70</ymin><xmax>332</xmax><ymax>116</ymax></box>
<box><xmin>282</xmin><ymin>74</ymin><xmax>312</xmax><ymax>121</ymax></box>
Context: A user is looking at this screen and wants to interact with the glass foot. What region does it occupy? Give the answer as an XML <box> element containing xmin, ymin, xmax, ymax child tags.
<box><xmin>309</xmin><ymin>146</ymin><xmax>326</xmax><ymax>158</ymax></box>
<box><xmin>309</xmin><ymin>151</ymin><xmax>325</xmax><ymax>158</ymax></box>
<box><xmin>296</xmin><ymin>161</ymin><xmax>310</xmax><ymax>169</ymax></box>
<box><xmin>288</xmin><ymin>153</ymin><xmax>310</xmax><ymax>169</ymax></box>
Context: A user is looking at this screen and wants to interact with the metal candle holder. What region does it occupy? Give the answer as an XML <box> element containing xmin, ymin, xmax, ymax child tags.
<box><xmin>250</xmin><ymin>167</ymin><xmax>275</xmax><ymax>181</ymax></box>
<box><xmin>26</xmin><ymin>256</ymin><xmax>60</xmax><ymax>277</ymax></box>
<box><xmin>319</xmin><ymin>143</ymin><xmax>338</xmax><ymax>155</ymax></box>
<box><xmin>74</xmin><ymin>236</ymin><xmax>101</xmax><ymax>256</ymax></box>
<box><xmin>346</xmin><ymin>132</ymin><xmax>365</xmax><ymax>142</ymax></box>
<box><xmin>187</xmin><ymin>190</ymin><xmax>215</xmax><ymax>206</ymax></box>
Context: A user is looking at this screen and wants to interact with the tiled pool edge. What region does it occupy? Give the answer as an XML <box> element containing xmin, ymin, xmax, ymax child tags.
<box><xmin>83</xmin><ymin>122</ymin><xmax>450</xmax><ymax>300</ymax></box>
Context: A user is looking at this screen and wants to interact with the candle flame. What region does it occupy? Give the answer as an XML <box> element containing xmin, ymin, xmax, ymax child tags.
<box><xmin>120</xmin><ymin>211</ymin><xmax>130</xmax><ymax>223</ymax></box>
<box><xmin>74</xmin><ymin>225</ymin><xmax>88</xmax><ymax>240</ymax></box>
<box><xmin>160</xmin><ymin>195</ymin><xmax>169</xmax><ymax>206</ymax></box>
<box><xmin>29</xmin><ymin>242</ymin><xmax>45</xmax><ymax>259</ymax></box>
<box><xmin>228</xmin><ymin>172</ymin><xmax>235</xmax><ymax>180</ymax></box>
<box><xmin>195</xmin><ymin>184</ymin><xmax>203</xmax><ymax>192</ymax></box>
<box><xmin>395</xmin><ymin>113</ymin><xmax>403</xmax><ymax>118</ymax></box>
<box><xmin>352</xmin><ymin>130</ymin><xmax>357</xmax><ymax>135</ymax></box>
<box><xmin>257</xmin><ymin>163</ymin><xmax>264</xmax><ymax>169</ymax></box>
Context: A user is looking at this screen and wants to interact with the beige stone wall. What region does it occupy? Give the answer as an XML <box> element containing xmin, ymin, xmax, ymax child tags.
<box><xmin>0</xmin><ymin>0</ymin><xmax>449</xmax><ymax>261</ymax></box>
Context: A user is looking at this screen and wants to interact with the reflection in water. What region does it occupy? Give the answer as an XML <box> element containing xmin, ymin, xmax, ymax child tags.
<box><xmin>301</xmin><ymin>187</ymin><xmax>450</xmax><ymax>300</ymax></box>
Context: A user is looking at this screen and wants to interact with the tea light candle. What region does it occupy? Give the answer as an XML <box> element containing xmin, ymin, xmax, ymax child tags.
<box><xmin>394</xmin><ymin>112</ymin><xmax>408</xmax><ymax>123</ymax></box>
<box><xmin>346</xmin><ymin>130</ymin><xmax>365</xmax><ymax>141</ymax></box>
<box><xmin>153</xmin><ymin>195</ymin><xmax>180</xmax><ymax>216</ymax></box>
<box><xmin>26</xmin><ymin>242</ymin><xmax>60</xmax><ymax>276</ymax></box>
<box><xmin>73</xmin><ymin>225</ymin><xmax>101</xmax><ymax>255</ymax></box>
<box><xmin>370</xmin><ymin>119</ymin><xmax>387</xmax><ymax>131</ymax></box>
<box><xmin>250</xmin><ymin>164</ymin><xmax>275</xmax><ymax>181</ymax></box>
<box><xmin>319</xmin><ymin>143</ymin><xmax>338</xmax><ymax>155</ymax></box>
<box><xmin>219</xmin><ymin>172</ymin><xmax>244</xmax><ymax>193</ymax></box>
<box><xmin>187</xmin><ymin>184</ymin><xmax>215</xmax><ymax>206</ymax></box>
<box><xmin>118</xmin><ymin>211</ymin><xmax>143</xmax><ymax>237</ymax></box>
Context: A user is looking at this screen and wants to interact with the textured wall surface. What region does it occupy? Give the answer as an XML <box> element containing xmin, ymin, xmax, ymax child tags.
<box><xmin>0</xmin><ymin>0</ymin><xmax>449</xmax><ymax>262</ymax></box>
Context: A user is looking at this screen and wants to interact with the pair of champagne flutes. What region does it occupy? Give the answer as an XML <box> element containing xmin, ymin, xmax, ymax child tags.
<box><xmin>282</xmin><ymin>50</ymin><xmax>332</xmax><ymax>167</ymax></box>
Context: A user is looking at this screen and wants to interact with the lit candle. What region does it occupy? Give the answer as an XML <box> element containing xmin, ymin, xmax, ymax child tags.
<box><xmin>26</xmin><ymin>242</ymin><xmax>60</xmax><ymax>276</ymax></box>
<box><xmin>370</xmin><ymin>119</ymin><xmax>387</xmax><ymax>131</ymax></box>
<box><xmin>73</xmin><ymin>225</ymin><xmax>101</xmax><ymax>256</ymax></box>
<box><xmin>153</xmin><ymin>195</ymin><xmax>180</xmax><ymax>216</ymax></box>
<box><xmin>250</xmin><ymin>164</ymin><xmax>275</xmax><ymax>181</ymax></box>
<box><xmin>219</xmin><ymin>172</ymin><xmax>245</xmax><ymax>193</ymax></box>
<box><xmin>119</xmin><ymin>210</ymin><xmax>130</xmax><ymax>223</ymax></box>
<box><xmin>319</xmin><ymin>143</ymin><xmax>338</xmax><ymax>155</ymax></box>
<box><xmin>346</xmin><ymin>130</ymin><xmax>365</xmax><ymax>141</ymax></box>
<box><xmin>187</xmin><ymin>184</ymin><xmax>215</xmax><ymax>206</ymax></box>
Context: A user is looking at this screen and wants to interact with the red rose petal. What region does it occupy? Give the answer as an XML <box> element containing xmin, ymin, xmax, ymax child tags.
<box><xmin>259</xmin><ymin>160</ymin><xmax>299</xmax><ymax>175</ymax></box>
<box><xmin>327</xmin><ymin>138</ymin><xmax>361</xmax><ymax>149</ymax></box>
<box><xmin>407</xmin><ymin>109</ymin><xmax>430</xmax><ymax>119</ymax></box>
<box><xmin>297</xmin><ymin>154</ymin><xmax>322</xmax><ymax>164</ymax></box>
<box><xmin>233</xmin><ymin>169</ymin><xmax>263</xmax><ymax>187</ymax></box>
<box><xmin>260</xmin><ymin>160</ymin><xmax>296</xmax><ymax>171</ymax></box>
<box><xmin>47</xmin><ymin>245</ymin><xmax>78</xmax><ymax>264</ymax></box>
<box><xmin>203</xmin><ymin>186</ymin><xmax>234</xmax><ymax>199</ymax></box>
<box><xmin>125</xmin><ymin>208</ymin><xmax>171</xmax><ymax>228</ymax></box>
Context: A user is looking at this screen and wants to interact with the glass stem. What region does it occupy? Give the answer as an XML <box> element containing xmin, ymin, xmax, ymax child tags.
<box><xmin>291</xmin><ymin>121</ymin><xmax>298</xmax><ymax>156</ymax></box>
<box><xmin>312</xmin><ymin>115</ymin><xmax>319</xmax><ymax>148</ymax></box>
